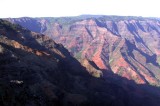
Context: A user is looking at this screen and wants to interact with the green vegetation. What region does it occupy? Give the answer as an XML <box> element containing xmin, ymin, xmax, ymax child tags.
<box><xmin>91</xmin><ymin>70</ymin><xmax>103</xmax><ymax>78</ymax></box>
<box><xmin>0</xmin><ymin>19</ymin><xmax>22</xmax><ymax>32</ymax></box>
<box><xmin>75</xmin><ymin>51</ymin><xmax>82</xmax><ymax>59</ymax></box>
<box><xmin>109</xmin><ymin>58</ymin><xmax>114</xmax><ymax>63</ymax></box>
<box><xmin>97</xmin><ymin>15</ymin><xmax>159</xmax><ymax>22</ymax></box>
<box><xmin>41</xmin><ymin>15</ymin><xmax>148</xmax><ymax>25</ymax></box>
<box><xmin>43</xmin><ymin>17</ymin><xmax>84</xmax><ymax>25</ymax></box>
<box><xmin>157</xmin><ymin>56</ymin><xmax>160</xmax><ymax>65</ymax></box>
<box><xmin>117</xmin><ymin>67</ymin><xmax>125</xmax><ymax>76</ymax></box>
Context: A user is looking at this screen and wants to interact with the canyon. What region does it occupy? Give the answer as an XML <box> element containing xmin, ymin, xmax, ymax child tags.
<box><xmin>0</xmin><ymin>16</ymin><xmax>160</xmax><ymax>105</ymax></box>
<box><xmin>7</xmin><ymin>16</ymin><xmax>160</xmax><ymax>86</ymax></box>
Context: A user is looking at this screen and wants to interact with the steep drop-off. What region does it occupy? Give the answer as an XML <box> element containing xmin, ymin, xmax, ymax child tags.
<box><xmin>1</xmin><ymin>18</ymin><xmax>160</xmax><ymax>106</ymax></box>
<box><xmin>7</xmin><ymin>16</ymin><xmax>160</xmax><ymax>86</ymax></box>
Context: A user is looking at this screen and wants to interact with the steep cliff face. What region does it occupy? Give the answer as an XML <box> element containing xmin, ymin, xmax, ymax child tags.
<box><xmin>0</xmin><ymin>19</ymin><xmax>91</xmax><ymax>106</ymax></box>
<box><xmin>1</xmin><ymin>18</ymin><xmax>160</xmax><ymax>106</ymax></box>
<box><xmin>6</xmin><ymin>16</ymin><xmax>160</xmax><ymax>86</ymax></box>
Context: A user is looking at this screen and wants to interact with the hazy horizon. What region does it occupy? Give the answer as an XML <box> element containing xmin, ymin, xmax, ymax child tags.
<box><xmin>2</xmin><ymin>14</ymin><xmax>159</xmax><ymax>19</ymax></box>
<box><xmin>1</xmin><ymin>0</ymin><xmax>160</xmax><ymax>18</ymax></box>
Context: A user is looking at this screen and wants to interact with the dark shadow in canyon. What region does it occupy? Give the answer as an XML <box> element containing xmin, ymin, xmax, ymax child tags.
<box><xmin>0</xmin><ymin>32</ymin><xmax>160</xmax><ymax>106</ymax></box>
<box><xmin>1</xmin><ymin>20</ymin><xmax>160</xmax><ymax>105</ymax></box>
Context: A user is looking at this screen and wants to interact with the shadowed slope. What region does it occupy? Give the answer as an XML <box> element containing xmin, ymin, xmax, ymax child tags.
<box><xmin>1</xmin><ymin>19</ymin><xmax>160</xmax><ymax>106</ymax></box>
<box><xmin>6</xmin><ymin>16</ymin><xmax>160</xmax><ymax>86</ymax></box>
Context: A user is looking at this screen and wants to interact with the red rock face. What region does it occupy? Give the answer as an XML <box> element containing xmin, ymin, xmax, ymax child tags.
<box><xmin>7</xmin><ymin>16</ymin><xmax>160</xmax><ymax>86</ymax></box>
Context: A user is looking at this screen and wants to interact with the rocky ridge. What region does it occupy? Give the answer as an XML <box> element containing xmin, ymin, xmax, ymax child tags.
<box><xmin>6</xmin><ymin>16</ymin><xmax>160</xmax><ymax>86</ymax></box>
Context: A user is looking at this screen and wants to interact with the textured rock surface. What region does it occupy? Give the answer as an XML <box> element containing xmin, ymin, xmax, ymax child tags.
<box><xmin>7</xmin><ymin>16</ymin><xmax>160</xmax><ymax>86</ymax></box>
<box><xmin>2</xmin><ymin>17</ymin><xmax>160</xmax><ymax>106</ymax></box>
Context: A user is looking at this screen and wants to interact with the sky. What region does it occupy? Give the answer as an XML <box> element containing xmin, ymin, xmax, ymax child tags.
<box><xmin>1</xmin><ymin>0</ymin><xmax>160</xmax><ymax>18</ymax></box>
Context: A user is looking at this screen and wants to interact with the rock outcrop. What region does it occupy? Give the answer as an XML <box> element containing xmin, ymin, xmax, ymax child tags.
<box><xmin>2</xmin><ymin>17</ymin><xmax>160</xmax><ymax>106</ymax></box>
<box><xmin>7</xmin><ymin>16</ymin><xmax>160</xmax><ymax>86</ymax></box>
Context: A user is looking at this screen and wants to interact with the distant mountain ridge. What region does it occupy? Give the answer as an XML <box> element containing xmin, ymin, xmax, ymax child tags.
<box><xmin>1</xmin><ymin>17</ymin><xmax>160</xmax><ymax>105</ymax></box>
<box><xmin>6</xmin><ymin>15</ymin><xmax>160</xmax><ymax>86</ymax></box>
